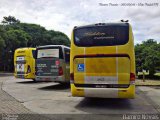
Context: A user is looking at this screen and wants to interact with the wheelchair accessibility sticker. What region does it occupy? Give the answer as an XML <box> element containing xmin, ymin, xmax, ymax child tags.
<box><xmin>77</xmin><ymin>64</ymin><xmax>84</xmax><ymax>72</ymax></box>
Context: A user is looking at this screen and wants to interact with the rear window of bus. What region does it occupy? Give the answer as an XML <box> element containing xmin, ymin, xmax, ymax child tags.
<box><xmin>74</xmin><ymin>23</ymin><xmax>129</xmax><ymax>47</ymax></box>
<box><xmin>32</xmin><ymin>50</ymin><xmax>36</xmax><ymax>59</ymax></box>
<box><xmin>36</xmin><ymin>47</ymin><xmax>63</xmax><ymax>59</ymax></box>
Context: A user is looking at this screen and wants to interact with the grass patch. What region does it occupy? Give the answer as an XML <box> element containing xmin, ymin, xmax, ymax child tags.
<box><xmin>138</xmin><ymin>72</ymin><xmax>160</xmax><ymax>76</ymax></box>
<box><xmin>137</xmin><ymin>72</ymin><xmax>160</xmax><ymax>80</ymax></box>
<box><xmin>155</xmin><ymin>73</ymin><xmax>160</xmax><ymax>76</ymax></box>
<box><xmin>138</xmin><ymin>72</ymin><xmax>149</xmax><ymax>76</ymax></box>
<box><xmin>136</xmin><ymin>79</ymin><xmax>160</xmax><ymax>86</ymax></box>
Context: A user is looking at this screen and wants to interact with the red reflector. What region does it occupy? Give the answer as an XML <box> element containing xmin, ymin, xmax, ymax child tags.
<box><xmin>130</xmin><ymin>73</ymin><xmax>135</xmax><ymax>81</ymax></box>
<box><xmin>59</xmin><ymin>67</ymin><xmax>63</xmax><ymax>76</ymax></box>
<box><xmin>55</xmin><ymin>60</ymin><xmax>60</xmax><ymax>66</ymax></box>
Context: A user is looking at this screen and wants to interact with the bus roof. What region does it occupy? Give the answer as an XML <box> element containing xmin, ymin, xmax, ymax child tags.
<box><xmin>37</xmin><ymin>45</ymin><xmax>70</xmax><ymax>49</ymax></box>
<box><xmin>73</xmin><ymin>22</ymin><xmax>129</xmax><ymax>30</ymax></box>
<box><xmin>15</xmin><ymin>47</ymin><xmax>36</xmax><ymax>52</ymax></box>
<box><xmin>14</xmin><ymin>47</ymin><xmax>36</xmax><ymax>57</ymax></box>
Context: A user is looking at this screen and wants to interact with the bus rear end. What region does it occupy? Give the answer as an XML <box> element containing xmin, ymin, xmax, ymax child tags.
<box><xmin>70</xmin><ymin>23</ymin><xmax>135</xmax><ymax>98</ymax></box>
<box><xmin>35</xmin><ymin>46</ymin><xmax>65</xmax><ymax>82</ymax></box>
<box><xmin>14</xmin><ymin>48</ymin><xmax>36</xmax><ymax>79</ymax></box>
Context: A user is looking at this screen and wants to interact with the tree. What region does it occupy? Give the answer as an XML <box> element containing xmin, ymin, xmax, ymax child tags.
<box><xmin>45</xmin><ymin>30</ymin><xmax>70</xmax><ymax>46</ymax></box>
<box><xmin>135</xmin><ymin>39</ymin><xmax>160</xmax><ymax>76</ymax></box>
<box><xmin>3</xmin><ymin>29</ymin><xmax>31</xmax><ymax>71</ymax></box>
<box><xmin>19</xmin><ymin>23</ymin><xmax>46</xmax><ymax>47</ymax></box>
<box><xmin>5</xmin><ymin>29</ymin><xmax>31</xmax><ymax>50</ymax></box>
<box><xmin>0</xmin><ymin>37</ymin><xmax>5</xmax><ymax>50</ymax></box>
<box><xmin>2</xmin><ymin>16</ymin><xmax>20</xmax><ymax>25</ymax></box>
<box><xmin>0</xmin><ymin>27</ymin><xmax>5</xmax><ymax>50</ymax></box>
<box><xmin>0</xmin><ymin>36</ymin><xmax>5</xmax><ymax>68</ymax></box>
<box><xmin>0</xmin><ymin>16</ymin><xmax>70</xmax><ymax>71</ymax></box>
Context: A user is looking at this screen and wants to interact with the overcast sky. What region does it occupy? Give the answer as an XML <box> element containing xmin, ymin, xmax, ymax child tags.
<box><xmin>0</xmin><ymin>0</ymin><xmax>160</xmax><ymax>44</ymax></box>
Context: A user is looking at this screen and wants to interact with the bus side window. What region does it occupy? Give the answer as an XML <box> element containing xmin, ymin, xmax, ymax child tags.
<box><xmin>64</xmin><ymin>48</ymin><xmax>70</xmax><ymax>63</ymax></box>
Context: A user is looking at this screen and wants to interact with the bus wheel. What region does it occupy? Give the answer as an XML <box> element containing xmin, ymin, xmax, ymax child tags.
<box><xmin>59</xmin><ymin>82</ymin><xmax>70</xmax><ymax>86</ymax></box>
<box><xmin>32</xmin><ymin>79</ymin><xmax>37</xmax><ymax>82</ymax></box>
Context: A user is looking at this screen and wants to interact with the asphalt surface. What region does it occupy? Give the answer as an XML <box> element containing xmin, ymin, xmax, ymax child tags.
<box><xmin>0</xmin><ymin>76</ymin><xmax>160</xmax><ymax>120</ymax></box>
<box><xmin>0</xmin><ymin>76</ymin><xmax>31</xmax><ymax>114</ymax></box>
<box><xmin>0</xmin><ymin>76</ymin><xmax>51</xmax><ymax>120</ymax></box>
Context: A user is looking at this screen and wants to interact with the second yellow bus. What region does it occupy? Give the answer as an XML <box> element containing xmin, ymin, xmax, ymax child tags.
<box><xmin>70</xmin><ymin>22</ymin><xmax>135</xmax><ymax>98</ymax></box>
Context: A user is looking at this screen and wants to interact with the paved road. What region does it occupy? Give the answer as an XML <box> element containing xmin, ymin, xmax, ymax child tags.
<box><xmin>1</xmin><ymin>76</ymin><xmax>160</xmax><ymax>120</ymax></box>
<box><xmin>0</xmin><ymin>76</ymin><xmax>51</xmax><ymax>120</ymax></box>
<box><xmin>0</xmin><ymin>77</ymin><xmax>31</xmax><ymax>114</ymax></box>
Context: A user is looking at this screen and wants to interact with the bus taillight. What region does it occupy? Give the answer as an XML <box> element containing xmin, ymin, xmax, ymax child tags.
<box><xmin>130</xmin><ymin>73</ymin><xmax>135</xmax><ymax>84</ymax></box>
<box><xmin>59</xmin><ymin>67</ymin><xmax>63</xmax><ymax>76</ymax></box>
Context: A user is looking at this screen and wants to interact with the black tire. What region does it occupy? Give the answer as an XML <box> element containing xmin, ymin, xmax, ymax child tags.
<box><xmin>32</xmin><ymin>78</ymin><xmax>37</xmax><ymax>82</ymax></box>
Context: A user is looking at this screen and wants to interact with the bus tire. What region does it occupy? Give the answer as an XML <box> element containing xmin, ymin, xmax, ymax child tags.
<box><xmin>32</xmin><ymin>79</ymin><xmax>37</xmax><ymax>82</ymax></box>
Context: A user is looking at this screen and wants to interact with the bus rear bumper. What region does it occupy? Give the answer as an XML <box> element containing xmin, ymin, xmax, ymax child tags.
<box><xmin>71</xmin><ymin>84</ymin><xmax>135</xmax><ymax>99</ymax></box>
<box><xmin>14</xmin><ymin>74</ymin><xmax>35</xmax><ymax>79</ymax></box>
<box><xmin>35</xmin><ymin>76</ymin><xmax>64</xmax><ymax>82</ymax></box>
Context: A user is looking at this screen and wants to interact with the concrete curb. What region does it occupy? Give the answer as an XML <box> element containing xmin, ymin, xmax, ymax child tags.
<box><xmin>136</xmin><ymin>85</ymin><xmax>160</xmax><ymax>87</ymax></box>
<box><xmin>0</xmin><ymin>73</ymin><xmax>14</xmax><ymax>76</ymax></box>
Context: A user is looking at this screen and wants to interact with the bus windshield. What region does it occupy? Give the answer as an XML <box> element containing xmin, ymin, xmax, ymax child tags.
<box><xmin>74</xmin><ymin>24</ymin><xmax>129</xmax><ymax>47</ymax></box>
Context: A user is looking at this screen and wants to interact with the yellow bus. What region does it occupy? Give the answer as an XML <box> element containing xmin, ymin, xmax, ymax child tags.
<box><xmin>70</xmin><ymin>22</ymin><xmax>135</xmax><ymax>98</ymax></box>
<box><xmin>14</xmin><ymin>48</ymin><xmax>36</xmax><ymax>80</ymax></box>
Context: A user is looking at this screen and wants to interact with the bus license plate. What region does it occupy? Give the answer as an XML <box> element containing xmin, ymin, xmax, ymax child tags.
<box><xmin>95</xmin><ymin>85</ymin><xmax>107</xmax><ymax>88</ymax></box>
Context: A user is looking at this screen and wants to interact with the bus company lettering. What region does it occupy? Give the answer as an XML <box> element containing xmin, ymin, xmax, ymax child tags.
<box><xmin>37</xmin><ymin>64</ymin><xmax>47</xmax><ymax>67</ymax></box>
<box><xmin>85</xmin><ymin>32</ymin><xmax>105</xmax><ymax>36</ymax></box>
<box><xmin>17</xmin><ymin>51</ymin><xmax>25</xmax><ymax>53</ymax></box>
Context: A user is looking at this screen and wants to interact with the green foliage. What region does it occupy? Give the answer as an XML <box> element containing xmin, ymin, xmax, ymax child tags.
<box><xmin>0</xmin><ymin>15</ymin><xmax>70</xmax><ymax>71</ymax></box>
<box><xmin>45</xmin><ymin>30</ymin><xmax>70</xmax><ymax>46</ymax></box>
<box><xmin>19</xmin><ymin>23</ymin><xmax>46</xmax><ymax>46</ymax></box>
<box><xmin>18</xmin><ymin>23</ymin><xmax>70</xmax><ymax>47</ymax></box>
<box><xmin>0</xmin><ymin>27</ymin><xmax>5</xmax><ymax>49</ymax></box>
<box><xmin>0</xmin><ymin>36</ymin><xmax>5</xmax><ymax>50</ymax></box>
<box><xmin>5</xmin><ymin>29</ymin><xmax>31</xmax><ymax>51</ymax></box>
<box><xmin>135</xmin><ymin>39</ymin><xmax>160</xmax><ymax>76</ymax></box>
